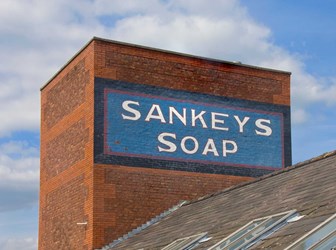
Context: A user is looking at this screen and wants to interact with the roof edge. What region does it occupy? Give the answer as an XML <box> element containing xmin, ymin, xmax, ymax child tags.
<box><xmin>184</xmin><ymin>150</ymin><xmax>336</xmax><ymax>207</ymax></box>
<box><xmin>40</xmin><ymin>37</ymin><xmax>95</xmax><ymax>91</ymax></box>
<box><xmin>93</xmin><ymin>36</ymin><xmax>291</xmax><ymax>75</ymax></box>
<box><xmin>41</xmin><ymin>36</ymin><xmax>291</xmax><ymax>91</ymax></box>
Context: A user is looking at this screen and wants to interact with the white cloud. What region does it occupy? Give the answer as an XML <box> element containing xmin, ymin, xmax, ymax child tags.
<box><xmin>291</xmin><ymin>108</ymin><xmax>308</xmax><ymax>124</ymax></box>
<box><xmin>0</xmin><ymin>237</ymin><xmax>37</xmax><ymax>250</ymax></box>
<box><xmin>93</xmin><ymin>0</ymin><xmax>165</xmax><ymax>15</ymax></box>
<box><xmin>1</xmin><ymin>0</ymin><xmax>336</xmax><ymax>137</ymax></box>
<box><xmin>0</xmin><ymin>141</ymin><xmax>39</xmax><ymax>211</ymax></box>
<box><xmin>0</xmin><ymin>0</ymin><xmax>102</xmax><ymax>136</ymax></box>
<box><xmin>106</xmin><ymin>1</ymin><xmax>271</xmax><ymax>59</ymax></box>
<box><xmin>106</xmin><ymin>2</ymin><xmax>336</xmax><ymax>125</ymax></box>
<box><xmin>0</xmin><ymin>0</ymin><xmax>335</xmax><ymax>171</ymax></box>
<box><xmin>0</xmin><ymin>0</ymin><xmax>335</xmax><ymax>245</ymax></box>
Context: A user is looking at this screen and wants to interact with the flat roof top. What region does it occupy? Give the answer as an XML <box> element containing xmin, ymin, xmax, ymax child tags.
<box><xmin>41</xmin><ymin>36</ymin><xmax>291</xmax><ymax>90</ymax></box>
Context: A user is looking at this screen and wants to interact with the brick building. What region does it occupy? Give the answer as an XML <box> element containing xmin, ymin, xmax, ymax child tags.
<box><xmin>39</xmin><ymin>37</ymin><xmax>291</xmax><ymax>249</ymax></box>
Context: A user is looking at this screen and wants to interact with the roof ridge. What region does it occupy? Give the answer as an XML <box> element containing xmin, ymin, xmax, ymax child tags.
<box><xmin>99</xmin><ymin>200</ymin><xmax>187</xmax><ymax>250</ymax></box>
<box><xmin>182</xmin><ymin>149</ymin><xmax>336</xmax><ymax>207</ymax></box>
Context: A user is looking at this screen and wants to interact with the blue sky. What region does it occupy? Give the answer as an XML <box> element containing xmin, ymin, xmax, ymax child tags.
<box><xmin>0</xmin><ymin>0</ymin><xmax>335</xmax><ymax>249</ymax></box>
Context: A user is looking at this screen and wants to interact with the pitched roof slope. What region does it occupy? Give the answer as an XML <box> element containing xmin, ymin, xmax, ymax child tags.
<box><xmin>104</xmin><ymin>151</ymin><xmax>336</xmax><ymax>250</ymax></box>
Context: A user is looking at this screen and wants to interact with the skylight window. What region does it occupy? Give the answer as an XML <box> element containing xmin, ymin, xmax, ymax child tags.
<box><xmin>285</xmin><ymin>213</ymin><xmax>336</xmax><ymax>250</ymax></box>
<box><xmin>209</xmin><ymin>210</ymin><xmax>298</xmax><ymax>250</ymax></box>
<box><xmin>161</xmin><ymin>232</ymin><xmax>208</xmax><ymax>250</ymax></box>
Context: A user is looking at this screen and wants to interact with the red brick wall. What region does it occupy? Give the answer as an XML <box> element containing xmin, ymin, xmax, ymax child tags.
<box><xmin>39</xmin><ymin>38</ymin><xmax>290</xmax><ymax>249</ymax></box>
<box><xmin>94</xmin><ymin>39</ymin><xmax>290</xmax><ymax>106</ymax></box>
<box><xmin>40</xmin><ymin>174</ymin><xmax>87</xmax><ymax>249</ymax></box>
<box><xmin>92</xmin><ymin>165</ymin><xmax>252</xmax><ymax>247</ymax></box>
<box><xmin>39</xmin><ymin>42</ymin><xmax>95</xmax><ymax>250</ymax></box>
<box><xmin>91</xmin><ymin>39</ymin><xmax>290</xmax><ymax>249</ymax></box>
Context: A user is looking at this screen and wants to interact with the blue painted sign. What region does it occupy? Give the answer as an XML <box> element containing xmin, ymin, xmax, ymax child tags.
<box><xmin>103</xmin><ymin>88</ymin><xmax>284</xmax><ymax>170</ymax></box>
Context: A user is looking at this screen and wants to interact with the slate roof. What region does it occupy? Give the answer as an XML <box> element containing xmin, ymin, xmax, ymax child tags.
<box><xmin>101</xmin><ymin>151</ymin><xmax>336</xmax><ymax>250</ymax></box>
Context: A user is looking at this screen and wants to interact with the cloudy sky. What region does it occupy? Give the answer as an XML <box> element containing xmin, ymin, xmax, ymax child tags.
<box><xmin>0</xmin><ymin>0</ymin><xmax>335</xmax><ymax>249</ymax></box>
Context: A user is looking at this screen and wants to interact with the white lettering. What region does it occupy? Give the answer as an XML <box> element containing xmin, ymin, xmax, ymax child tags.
<box><xmin>255</xmin><ymin>119</ymin><xmax>272</xmax><ymax>136</ymax></box>
<box><xmin>234</xmin><ymin>115</ymin><xmax>250</xmax><ymax>133</ymax></box>
<box><xmin>202</xmin><ymin>138</ymin><xmax>219</xmax><ymax>156</ymax></box>
<box><xmin>121</xmin><ymin>100</ymin><xmax>141</xmax><ymax>121</ymax></box>
<box><xmin>169</xmin><ymin>107</ymin><xmax>187</xmax><ymax>126</ymax></box>
<box><xmin>191</xmin><ymin>109</ymin><xmax>207</xmax><ymax>128</ymax></box>
<box><xmin>211</xmin><ymin>112</ymin><xmax>229</xmax><ymax>131</ymax></box>
<box><xmin>157</xmin><ymin>133</ymin><xmax>177</xmax><ymax>152</ymax></box>
<box><xmin>223</xmin><ymin>140</ymin><xmax>238</xmax><ymax>157</ymax></box>
<box><xmin>145</xmin><ymin>104</ymin><xmax>166</xmax><ymax>123</ymax></box>
<box><xmin>181</xmin><ymin>136</ymin><xmax>199</xmax><ymax>154</ymax></box>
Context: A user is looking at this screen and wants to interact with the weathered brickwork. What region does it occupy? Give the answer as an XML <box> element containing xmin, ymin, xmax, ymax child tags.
<box><xmin>92</xmin><ymin>165</ymin><xmax>252</xmax><ymax>246</ymax></box>
<box><xmin>105</xmin><ymin>51</ymin><xmax>283</xmax><ymax>104</ymax></box>
<box><xmin>95</xmin><ymin>40</ymin><xmax>290</xmax><ymax>106</ymax></box>
<box><xmin>39</xmin><ymin>41</ymin><xmax>95</xmax><ymax>250</ymax></box>
<box><xmin>39</xmin><ymin>38</ymin><xmax>291</xmax><ymax>250</ymax></box>
<box><xmin>40</xmin><ymin>174</ymin><xmax>88</xmax><ymax>250</ymax></box>
<box><xmin>90</xmin><ymin>39</ymin><xmax>290</xmax><ymax>248</ymax></box>
<box><xmin>43</xmin><ymin>59</ymin><xmax>89</xmax><ymax>129</ymax></box>
<box><xmin>44</xmin><ymin>118</ymin><xmax>89</xmax><ymax>180</ymax></box>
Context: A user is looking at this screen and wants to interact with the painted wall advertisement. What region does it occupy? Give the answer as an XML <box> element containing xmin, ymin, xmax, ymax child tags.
<box><xmin>96</xmin><ymin>79</ymin><xmax>285</xmax><ymax>176</ymax></box>
<box><xmin>95</xmin><ymin>79</ymin><xmax>290</xmax><ymax>176</ymax></box>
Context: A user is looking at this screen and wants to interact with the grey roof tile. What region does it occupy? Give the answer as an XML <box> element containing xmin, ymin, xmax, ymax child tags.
<box><xmin>102</xmin><ymin>150</ymin><xmax>336</xmax><ymax>250</ymax></box>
